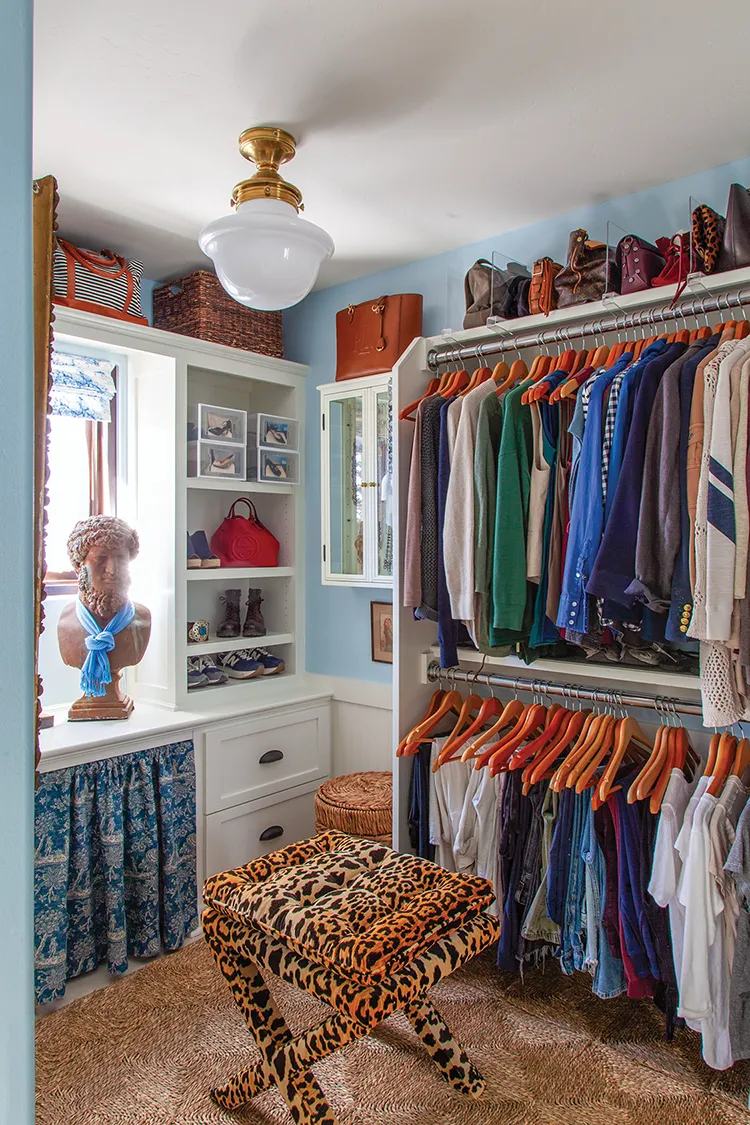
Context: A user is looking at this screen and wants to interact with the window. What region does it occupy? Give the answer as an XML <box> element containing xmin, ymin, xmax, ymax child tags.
<box><xmin>44</xmin><ymin>357</ymin><xmax>118</xmax><ymax>593</ymax></box>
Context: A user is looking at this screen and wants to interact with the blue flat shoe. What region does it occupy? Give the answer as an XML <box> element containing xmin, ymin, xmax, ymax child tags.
<box><xmin>191</xmin><ymin>529</ymin><xmax>221</xmax><ymax>568</ymax></box>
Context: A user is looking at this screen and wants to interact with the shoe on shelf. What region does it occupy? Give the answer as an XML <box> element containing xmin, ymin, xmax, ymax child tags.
<box><xmin>219</xmin><ymin>649</ymin><xmax>263</xmax><ymax>679</ymax></box>
<box><xmin>210</xmin><ymin>449</ymin><xmax>236</xmax><ymax>474</ymax></box>
<box><xmin>247</xmin><ymin>647</ymin><xmax>285</xmax><ymax>676</ymax></box>
<box><xmin>242</xmin><ymin>588</ymin><xmax>267</xmax><ymax>637</ymax></box>
<box><xmin>187</xmin><ymin>657</ymin><xmax>209</xmax><ymax>689</ymax></box>
<box><xmin>187</xmin><ymin>533</ymin><xmax>202</xmax><ymax>569</ymax></box>
<box><xmin>191</xmin><ymin>529</ymin><xmax>221</xmax><ymax>568</ymax></box>
<box><xmin>207</xmin><ymin>419</ymin><xmax>233</xmax><ymax>439</ymax></box>
<box><xmin>196</xmin><ymin>656</ymin><xmax>228</xmax><ymax>685</ymax></box>
<box><xmin>217</xmin><ymin>589</ymin><xmax>241</xmax><ymax>638</ymax></box>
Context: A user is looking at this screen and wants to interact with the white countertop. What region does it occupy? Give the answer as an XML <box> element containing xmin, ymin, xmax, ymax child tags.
<box><xmin>39</xmin><ymin>675</ymin><xmax>333</xmax><ymax>769</ymax></box>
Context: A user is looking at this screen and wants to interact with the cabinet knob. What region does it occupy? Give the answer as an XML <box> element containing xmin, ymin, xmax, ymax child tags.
<box><xmin>259</xmin><ymin>749</ymin><xmax>284</xmax><ymax>764</ymax></box>
<box><xmin>259</xmin><ymin>825</ymin><xmax>284</xmax><ymax>842</ymax></box>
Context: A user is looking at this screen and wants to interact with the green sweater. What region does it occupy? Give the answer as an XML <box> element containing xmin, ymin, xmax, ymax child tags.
<box><xmin>491</xmin><ymin>383</ymin><xmax>534</xmax><ymax>637</ymax></box>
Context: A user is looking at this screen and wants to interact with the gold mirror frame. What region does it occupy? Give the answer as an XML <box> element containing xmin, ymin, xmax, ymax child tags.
<box><xmin>32</xmin><ymin>175</ymin><xmax>58</xmax><ymax>774</ymax></box>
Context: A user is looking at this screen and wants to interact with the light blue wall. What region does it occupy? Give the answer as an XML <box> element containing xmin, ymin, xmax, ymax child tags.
<box><xmin>0</xmin><ymin>0</ymin><xmax>35</xmax><ymax>1121</ymax></box>
<box><xmin>284</xmin><ymin>155</ymin><xmax>750</xmax><ymax>684</ymax></box>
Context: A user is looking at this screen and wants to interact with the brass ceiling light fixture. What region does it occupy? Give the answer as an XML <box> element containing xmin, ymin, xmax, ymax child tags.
<box><xmin>199</xmin><ymin>126</ymin><xmax>334</xmax><ymax>311</ymax></box>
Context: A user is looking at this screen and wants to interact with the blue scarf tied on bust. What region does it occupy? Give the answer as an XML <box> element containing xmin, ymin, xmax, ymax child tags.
<box><xmin>75</xmin><ymin>597</ymin><xmax>136</xmax><ymax>697</ymax></box>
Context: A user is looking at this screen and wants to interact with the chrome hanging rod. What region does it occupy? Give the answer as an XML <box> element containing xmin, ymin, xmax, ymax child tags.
<box><xmin>425</xmin><ymin>661</ymin><xmax>703</xmax><ymax>717</ymax></box>
<box><xmin>427</xmin><ymin>286</ymin><xmax>750</xmax><ymax>369</ymax></box>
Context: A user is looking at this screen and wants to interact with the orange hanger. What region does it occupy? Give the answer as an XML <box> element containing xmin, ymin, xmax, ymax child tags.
<box><xmin>689</xmin><ymin>325</ymin><xmax>712</xmax><ymax>344</ymax></box>
<box><xmin>441</xmin><ymin>693</ymin><xmax>505</xmax><ymax>761</ymax></box>
<box><xmin>497</xmin><ymin>358</ymin><xmax>528</xmax><ymax>394</ymax></box>
<box><xmin>459</xmin><ymin>365</ymin><xmax>492</xmax><ymax>397</ymax></box>
<box><xmin>461</xmin><ymin>697</ymin><xmax>525</xmax><ymax>762</ymax></box>
<box><xmin>720</xmin><ymin>320</ymin><xmax>737</xmax><ymax>342</ymax></box>
<box><xmin>440</xmin><ymin>368</ymin><xmax>469</xmax><ymax>397</ymax></box>
<box><xmin>588</xmin><ymin>343</ymin><xmax>610</xmax><ymax>368</ymax></box>
<box><xmin>731</xmin><ymin>736</ymin><xmax>750</xmax><ymax>778</ymax></box>
<box><xmin>491</xmin><ymin>360</ymin><xmax>510</xmax><ymax>385</ymax></box>
<box><xmin>434</xmin><ymin>692</ymin><xmax>485</xmax><ymax>766</ymax></box>
<box><xmin>649</xmin><ymin>728</ymin><xmax>698</xmax><ymax>814</ymax></box>
<box><xmin>399</xmin><ymin>376</ymin><xmax>440</xmax><ymax>421</ymax></box>
<box><xmin>596</xmin><ymin>716</ymin><xmax>653</xmax><ymax>803</ymax></box>
<box><xmin>486</xmin><ymin>703</ymin><xmax>548</xmax><ymax>776</ymax></box>
<box><xmin>469</xmin><ymin>699</ymin><xmax>542</xmax><ymax>770</ymax></box>
<box><xmin>524</xmin><ymin>709</ymin><xmax>590</xmax><ymax>790</ymax></box>
<box><xmin>736</xmin><ymin>320</ymin><xmax>750</xmax><ymax>340</ymax></box>
<box><xmin>402</xmin><ymin>690</ymin><xmax>463</xmax><ymax>760</ymax></box>
<box><xmin>707</xmin><ymin>731</ymin><xmax>737</xmax><ymax>796</ymax></box>
<box><xmin>571</xmin><ymin>714</ymin><xmax>620</xmax><ymax>794</ymax></box>
<box><xmin>508</xmin><ymin>705</ymin><xmax>567</xmax><ymax>771</ymax></box>
<box><xmin>521</xmin><ymin>353</ymin><xmax>550</xmax><ymax>385</ymax></box>
<box><xmin>627</xmin><ymin>724</ymin><xmax>667</xmax><ymax>803</ymax></box>
<box><xmin>397</xmin><ymin>689</ymin><xmax>444</xmax><ymax>757</ymax></box>
<box><xmin>550</xmin><ymin>711</ymin><xmax>601</xmax><ymax>791</ymax></box>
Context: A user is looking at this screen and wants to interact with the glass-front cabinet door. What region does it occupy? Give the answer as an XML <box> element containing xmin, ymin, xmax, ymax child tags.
<box><xmin>321</xmin><ymin>374</ymin><xmax>392</xmax><ymax>587</ymax></box>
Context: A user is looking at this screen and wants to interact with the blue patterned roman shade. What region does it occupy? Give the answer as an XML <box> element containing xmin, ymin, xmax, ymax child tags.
<box><xmin>49</xmin><ymin>350</ymin><xmax>116</xmax><ymax>421</ymax></box>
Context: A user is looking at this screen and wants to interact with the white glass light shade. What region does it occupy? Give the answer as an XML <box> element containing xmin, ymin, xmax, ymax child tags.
<box><xmin>199</xmin><ymin>198</ymin><xmax>334</xmax><ymax>311</ymax></box>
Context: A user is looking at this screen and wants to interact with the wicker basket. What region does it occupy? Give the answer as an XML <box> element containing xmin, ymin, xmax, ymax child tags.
<box><xmin>315</xmin><ymin>772</ymin><xmax>392</xmax><ymax>847</ymax></box>
<box><xmin>152</xmin><ymin>270</ymin><xmax>283</xmax><ymax>357</ymax></box>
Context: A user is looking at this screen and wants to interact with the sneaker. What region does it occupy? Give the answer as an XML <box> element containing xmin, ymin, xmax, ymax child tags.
<box><xmin>219</xmin><ymin>649</ymin><xmax>263</xmax><ymax>679</ymax></box>
<box><xmin>247</xmin><ymin>647</ymin><xmax>285</xmax><ymax>676</ymax></box>
<box><xmin>187</xmin><ymin>657</ymin><xmax>209</xmax><ymax>689</ymax></box>
<box><xmin>197</xmin><ymin>656</ymin><xmax>228</xmax><ymax>685</ymax></box>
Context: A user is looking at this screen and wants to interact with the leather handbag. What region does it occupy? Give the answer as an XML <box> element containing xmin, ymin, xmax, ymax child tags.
<box><xmin>335</xmin><ymin>294</ymin><xmax>422</xmax><ymax>380</ymax></box>
<box><xmin>652</xmin><ymin>234</ymin><xmax>691</xmax><ymax>290</ymax></box>
<box><xmin>463</xmin><ymin>259</ymin><xmax>530</xmax><ymax>328</ymax></box>
<box><xmin>529</xmin><ymin>257</ymin><xmax>562</xmax><ymax>315</ymax></box>
<box><xmin>553</xmin><ymin>230</ymin><xmax>619</xmax><ymax>308</ymax></box>
<box><xmin>716</xmin><ymin>184</ymin><xmax>750</xmax><ymax>273</ymax></box>
<box><xmin>691</xmin><ymin>203</ymin><xmax>726</xmax><ymax>275</ymax></box>
<box><xmin>502</xmin><ymin>274</ymin><xmax>532</xmax><ymax>319</ymax></box>
<box><xmin>616</xmin><ymin>235</ymin><xmax>667</xmax><ymax>295</ymax></box>
<box><xmin>210</xmin><ymin>498</ymin><xmax>280</xmax><ymax>568</ymax></box>
<box><xmin>52</xmin><ymin>237</ymin><xmax>148</xmax><ymax>324</ymax></box>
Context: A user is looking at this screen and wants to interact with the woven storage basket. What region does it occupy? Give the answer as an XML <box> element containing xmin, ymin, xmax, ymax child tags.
<box><xmin>152</xmin><ymin>270</ymin><xmax>283</xmax><ymax>357</ymax></box>
<box><xmin>315</xmin><ymin>772</ymin><xmax>392</xmax><ymax>847</ymax></box>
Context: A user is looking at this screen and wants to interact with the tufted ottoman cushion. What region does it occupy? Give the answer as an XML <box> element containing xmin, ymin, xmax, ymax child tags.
<box><xmin>203</xmin><ymin>829</ymin><xmax>494</xmax><ymax>985</ymax></box>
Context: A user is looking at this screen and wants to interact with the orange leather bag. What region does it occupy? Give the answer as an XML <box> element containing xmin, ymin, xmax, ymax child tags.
<box><xmin>336</xmin><ymin>293</ymin><xmax>423</xmax><ymax>380</ymax></box>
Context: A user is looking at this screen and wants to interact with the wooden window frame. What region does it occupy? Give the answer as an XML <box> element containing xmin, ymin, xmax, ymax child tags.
<box><xmin>44</xmin><ymin>371</ymin><xmax>118</xmax><ymax>595</ymax></box>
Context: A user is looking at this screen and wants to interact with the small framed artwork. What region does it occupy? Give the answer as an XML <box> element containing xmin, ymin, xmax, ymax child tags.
<box><xmin>370</xmin><ymin>601</ymin><xmax>393</xmax><ymax>664</ymax></box>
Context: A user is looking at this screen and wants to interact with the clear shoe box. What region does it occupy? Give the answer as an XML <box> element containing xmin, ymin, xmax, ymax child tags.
<box><xmin>189</xmin><ymin>403</ymin><xmax>247</xmax><ymax>447</ymax></box>
<box><xmin>248</xmin><ymin>413</ymin><xmax>299</xmax><ymax>452</ymax></box>
<box><xmin>247</xmin><ymin>447</ymin><xmax>299</xmax><ymax>484</ymax></box>
<box><xmin>188</xmin><ymin>439</ymin><xmax>247</xmax><ymax>479</ymax></box>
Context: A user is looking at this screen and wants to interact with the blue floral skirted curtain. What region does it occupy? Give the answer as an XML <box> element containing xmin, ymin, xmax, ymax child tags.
<box><xmin>34</xmin><ymin>740</ymin><xmax>198</xmax><ymax>1004</ymax></box>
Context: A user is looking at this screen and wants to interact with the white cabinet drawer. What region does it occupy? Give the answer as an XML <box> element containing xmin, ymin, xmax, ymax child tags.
<box><xmin>204</xmin><ymin>705</ymin><xmax>331</xmax><ymax>814</ymax></box>
<box><xmin>205</xmin><ymin>786</ymin><xmax>319</xmax><ymax>878</ymax></box>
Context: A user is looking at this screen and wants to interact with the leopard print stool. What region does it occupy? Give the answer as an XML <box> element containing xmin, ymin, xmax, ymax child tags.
<box><xmin>202</xmin><ymin>829</ymin><xmax>499</xmax><ymax>1124</ymax></box>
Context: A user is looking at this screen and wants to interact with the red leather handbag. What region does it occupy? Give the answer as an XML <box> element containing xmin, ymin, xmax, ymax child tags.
<box><xmin>652</xmin><ymin>234</ymin><xmax>692</xmax><ymax>300</ymax></box>
<box><xmin>210</xmin><ymin>499</ymin><xmax>280</xmax><ymax>567</ymax></box>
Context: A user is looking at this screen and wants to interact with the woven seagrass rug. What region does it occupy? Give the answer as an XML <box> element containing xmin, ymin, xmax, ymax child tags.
<box><xmin>36</xmin><ymin>939</ymin><xmax>750</xmax><ymax>1125</ymax></box>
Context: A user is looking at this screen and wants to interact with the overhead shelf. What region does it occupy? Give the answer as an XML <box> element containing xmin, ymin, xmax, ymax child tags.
<box><xmin>187</xmin><ymin>632</ymin><xmax>293</xmax><ymax>657</ymax></box>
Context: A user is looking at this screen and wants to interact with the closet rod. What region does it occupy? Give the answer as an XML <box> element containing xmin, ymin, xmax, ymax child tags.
<box><xmin>425</xmin><ymin>661</ymin><xmax>703</xmax><ymax>717</ymax></box>
<box><xmin>427</xmin><ymin>285</ymin><xmax>750</xmax><ymax>369</ymax></box>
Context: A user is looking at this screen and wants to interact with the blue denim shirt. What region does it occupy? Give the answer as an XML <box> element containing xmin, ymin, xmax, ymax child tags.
<box><xmin>556</xmin><ymin>355</ymin><xmax>632</xmax><ymax>634</ymax></box>
<box><xmin>603</xmin><ymin>341</ymin><xmax>667</xmax><ymax>522</ymax></box>
<box><xmin>581</xmin><ymin>803</ymin><xmax>627</xmax><ymax>999</ymax></box>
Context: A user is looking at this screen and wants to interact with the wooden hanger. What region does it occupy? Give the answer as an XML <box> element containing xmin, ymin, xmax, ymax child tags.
<box><xmin>521</xmin><ymin>353</ymin><xmax>551</xmax><ymax>385</ymax></box>
<box><xmin>588</xmin><ymin>343</ymin><xmax>610</xmax><ymax>368</ymax></box>
<box><xmin>571</xmin><ymin>714</ymin><xmax>620</xmax><ymax>794</ymax></box>
<box><xmin>525</xmin><ymin>709</ymin><xmax>590</xmax><ymax>790</ymax></box>
<box><xmin>719</xmin><ymin>320</ymin><xmax>737</xmax><ymax>342</ymax></box>
<box><xmin>438</xmin><ymin>692</ymin><xmax>503</xmax><ymax>760</ymax></box>
<box><xmin>507</xmin><ymin>705</ymin><xmax>566</xmax><ymax>771</ymax></box>
<box><xmin>736</xmin><ymin>320</ymin><xmax>750</xmax><ymax>340</ymax></box>
<box><xmin>596</xmin><ymin>716</ymin><xmax>653</xmax><ymax>803</ymax></box>
<box><xmin>470</xmin><ymin>698</ymin><xmax>544</xmax><ymax>771</ymax></box>
<box><xmin>549</xmin><ymin>711</ymin><xmax>601</xmax><ymax>791</ymax></box>
<box><xmin>397</xmin><ymin>689</ymin><xmax>443</xmax><ymax>757</ymax></box>
<box><xmin>497</xmin><ymin>358</ymin><xmax>528</xmax><ymax>394</ymax></box>
<box><xmin>649</xmin><ymin>728</ymin><xmax>699</xmax><ymax>814</ymax></box>
<box><xmin>398</xmin><ymin>376</ymin><xmax>440</xmax><ymax>421</ymax></box>
<box><xmin>627</xmin><ymin>723</ymin><xmax>667</xmax><ymax>803</ymax></box>
<box><xmin>434</xmin><ymin>692</ymin><xmax>485</xmax><ymax>766</ymax></box>
<box><xmin>439</xmin><ymin>368</ymin><xmax>469</xmax><ymax>397</ymax></box>
<box><xmin>459</xmin><ymin>366</ymin><xmax>492</xmax><ymax>397</ymax></box>
<box><xmin>401</xmin><ymin>690</ymin><xmax>463</xmax><ymax>760</ymax></box>
<box><xmin>486</xmin><ymin>703</ymin><xmax>548</xmax><ymax>776</ymax></box>
<box><xmin>731</xmin><ymin>735</ymin><xmax>750</xmax><ymax>778</ymax></box>
<box><xmin>707</xmin><ymin>731</ymin><xmax>737</xmax><ymax>796</ymax></box>
<box><xmin>460</xmin><ymin>696</ymin><xmax>525</xmax><ymax>762</ymax></box>
<box><xmin>491</xmin><ymin>360</ymin><xmax>510</xmax><ymax>385</ymax></box>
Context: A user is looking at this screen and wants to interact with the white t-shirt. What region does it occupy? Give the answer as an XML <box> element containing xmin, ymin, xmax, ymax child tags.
<box><xmin>428</xmin><ymin>739</ymin><xmax>472</xmax><ymax>872</ymax></box>
<box><xmin>648</xmin><ymin>768</ymin><xmax>700</xmax><ymax>991</ymax></box>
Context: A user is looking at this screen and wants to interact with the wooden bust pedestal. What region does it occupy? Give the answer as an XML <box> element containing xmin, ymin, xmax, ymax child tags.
<box><xmin>58</xmin><ymin>602</ymin><xmax>152</xmax><ymax>721</ymax></box>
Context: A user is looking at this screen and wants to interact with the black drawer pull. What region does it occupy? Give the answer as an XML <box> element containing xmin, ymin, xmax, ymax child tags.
<box><xmin>259</xmin><ymin>749</ymin><xmax>284</xmax><ymax>765</ymax></box>
<box><xmin>259</xmin><ymin>825</ymin><xmax>284</xmax><ymax>842</ymax></box>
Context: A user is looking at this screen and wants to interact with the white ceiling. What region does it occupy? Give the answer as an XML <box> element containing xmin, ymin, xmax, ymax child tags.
<box><xmin>33</xmin><ymin>0</ymin><xmax>750</xmax><ymax>290</ymax></box>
